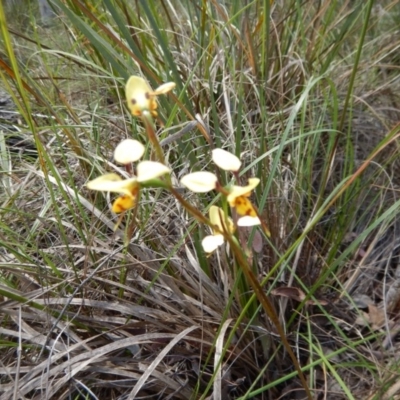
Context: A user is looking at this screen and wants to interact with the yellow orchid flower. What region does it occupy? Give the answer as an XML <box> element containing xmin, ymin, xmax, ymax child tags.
<box><xmin>87</xmin><ymin>173</ymin><xmax>139</xmax><ymax>213</ymax></box>
<box><xmin>87</xmin><ymin>173</ymin><xmax>138</xmax><ymax>197</ymax></box>
<box><xmin>202</xmin><ymin>206</ymin><xmax>235</xmax><ymax>253</ymax></box>
<box><xmin>125</xmin><ymin>76</ymin><xmax>176</xmax><ymax>118</ymax></box>
<box><xmin>87</xmin><ymin>161</ymin><xmax>171</xmax><ymax>213</ymax></box>
<box><xmin>227</xmin><ymin>178</ymin><xmax>261</xmax><ymax>226</ymax></box>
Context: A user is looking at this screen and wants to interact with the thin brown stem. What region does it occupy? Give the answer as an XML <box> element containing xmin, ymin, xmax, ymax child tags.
<box><xmin>141</xmin><ymin>112</ymin><xmax>165</xmax><ymax>164</ymax></box>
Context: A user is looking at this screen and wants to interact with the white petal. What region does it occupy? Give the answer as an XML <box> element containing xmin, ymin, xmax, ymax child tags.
<box><xmin>136</xmin><ymin>161</ymin><xmax>171</xmax><ymax>182</ymax></box>
<box><xmin>237</xmin><ymin>216</ymin><xmax>261</xmax><ymax>226</ymax></box>
<box><xmin>212</xmin><ymin>148</ymin><xmax>242</xmax><ymax>171</ymax></box>
<box><xmin>201</xmin><ymin>234</ymin><xmax>224</xmax><ymax>253</ymax></box>
<box><xmin>180</xmin><ymin>171</ymin><xmax>218</xmax><ymax>193</ymax></box>
<box><xmin>114</xmin><ymin>139</ymin><xmax>145</xmax><ymax>164</ymax></box>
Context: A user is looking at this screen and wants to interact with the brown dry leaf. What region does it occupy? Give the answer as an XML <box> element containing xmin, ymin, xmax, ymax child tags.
<box><xmin>368</xmin><ymin>304</ymin><xmax>387</xmax><ymax>330</ymax></box>
<box><xmin>271</xmin><ymin>287</ymin><xmax>328</xmax><ymax>305</ymax></box>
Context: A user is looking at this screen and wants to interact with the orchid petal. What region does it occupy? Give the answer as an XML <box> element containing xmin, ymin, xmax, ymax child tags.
<box><xmin>237</xmin><ymin>216</ymin><xmax>261</xmax><ymax>226</ymax></box>
<box><xmin>114</xmin><ymin>139</ymin><xmax>145</xmax><ymax>164</ymax></box>
<box><xmin>202</xmin><ymin>234</ymin><xmax>224</xmax><ymax>253</ymax></box>
<box><xmin>228</xmin><ymin>195</ymin><xmax>257</xmax><ymax>217</ymax></box>
<box><xmin>227</xmin><ymin>178</ymin><xmax>260</xmax><ymax>201</ymax></box>
<box><xmin>87</xmin><ymin>173</ymin><xmax>138</xmax><ymax>196</ymax></box>
<box><xmin>180</xmin><ymin>171</ymin><xmax>218</xmax><ymax>193</ymax></box>
<box><xmin>212</xmin><ymin>148</ymin><xmax>241</xmax><ymax>172</ymax></box>
<box><xmin>112</xmin><ymin>195</ymin><xmax>136</xmax><ymax>213</ymax></box>
<box><xmin>136</xmin><ymin>161</ymin><xmax>171</xmax><ymax>182</ymax></box>
<box><xmin>152</xmin><ymin>82</ymin><xmax>176</xmax><ymax>95</ymax></box>
<box><xmin>209</xmin><ymin>205</ymin><xmax>234</xmax><ymax>234</ymax></box>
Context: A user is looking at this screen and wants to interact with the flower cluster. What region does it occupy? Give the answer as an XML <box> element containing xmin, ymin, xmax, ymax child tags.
<box><xmin>180</xmin><ymin>148</ymin><xmax>263</xmax><ymax>252</ymax></box>
<box><xmin>87</xmin><ymin>75</ymin><xmax>174</xmax><ymax>216</ymax></box>
<box><xmin>86</xmin><ymin>74</ymin><xmax>265</xmax><ymax>255</ymax></box>
<box><xmin>87</xmin><ymin>138</ymin><xmax>170</xmax><ymax>213</ymax></box>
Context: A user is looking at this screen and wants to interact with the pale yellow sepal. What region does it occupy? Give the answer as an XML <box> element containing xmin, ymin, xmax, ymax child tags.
<box><xmin>227</xmin><ymin>178</ymin><xmax>260</xmax><ymax>202</ymax></box>
<box><xmin>136</xmin><ymin>161</ymin><xmax>171</xmax><ymax>182</ymax></box>
<box><xmin>86</xmin><ymin>173</ymin><xmax>138</xmax><ymax>196</ymax></box>
<box><xmin>209</xmin><ymin>205</ymin><xmax>234</xmax><ymax>234</ymax></box>
<box><xmin>180</xmin><ymin>171</ymin><xmax>218</xmax><ymax>193</ymax></box>
<box><xmin>202</xmin><ymin>234</ymin><xmax>224</xmax><ymax>253</ymax></box>
<box><xmin>212</xmin><ymin>148</ymin><xmax>241</xmax><ymax>172</ymax></box>
<box><xmin>114</xmin><ymin>139</ymin><xmax>145</xmax><ymax>164</ymax></box>
<box><xmin>201</xmin><ymin>206</ymin><xmax>235</xmax><ymax>253</ymax></box>
<box><xmin>152</xmin><ymin>82</ymin><xmax>176</xmax><ymax>95</ymax></box>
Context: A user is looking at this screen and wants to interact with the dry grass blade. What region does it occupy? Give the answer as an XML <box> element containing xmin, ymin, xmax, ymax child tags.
<box><xmin>127</xmin><ymin>326</ymin><xmax>198</xmax><ymax>399</ymax></box>
<box><xmin>213</xmin><ymin>318</ymin><xmax>233</xmax><ymax>400</ymax></box>
<box><xmin>1</xmin><ymin>332</ymin><xmax>201</xmax><ymax>400</ymax></box>
<box><xmin>31</xmin><ymin>168</ymin><xmax>124</xmax><ymax>235</ymax></box>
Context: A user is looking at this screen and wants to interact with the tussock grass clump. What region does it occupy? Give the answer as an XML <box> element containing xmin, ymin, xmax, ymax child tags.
<box><xmin>1</xmin><ymin>1</ymin><xmax>400</xmax><ymax>399</ymax></box>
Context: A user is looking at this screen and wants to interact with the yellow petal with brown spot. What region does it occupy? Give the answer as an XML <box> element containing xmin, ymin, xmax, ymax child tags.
<box><xmin>112</xmin><ymin>195</ymin><xmax>136</xmax><ymax>213</ymax></box>
<box><xmin>229</xmin><ymin>196</ymin><xmax>257</xmax><ymax>217</ymax></box>
<box><xmin>125</xmin><ymin>76</ymin><xmax>154</xmax><ymax>117</ymax></box>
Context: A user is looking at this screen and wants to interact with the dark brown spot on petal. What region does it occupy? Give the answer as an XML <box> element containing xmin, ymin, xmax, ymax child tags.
<box><xmin>145</xmin><ymin>92</ymin><xmax>150</xmax><ymax>99</ymax></box>
<box><xmin>131</xmin><ymin>99</ymin><xmax>137</xmax><ymax>105</ymax></box>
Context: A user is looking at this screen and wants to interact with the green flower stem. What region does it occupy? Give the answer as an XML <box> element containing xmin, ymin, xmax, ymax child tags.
<box><xmin>133</xmin><ymin>177</ymin><xmax>308</xmax><ymax>394</ymax></box>
<box><xmin>168</xmin><ymin>181</ymin><xmax>309</xmax><ymax>397</ymax></box>
<box><xmin>226</xmin><ymin>236</ymin><xmax>312</xmax><ymax>400</ymax></box>
<box><xmin>168</xmin><ymin>181</ymin><xmax>310</xmax><ymax>398</ymax></box>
